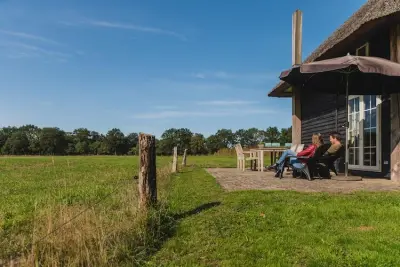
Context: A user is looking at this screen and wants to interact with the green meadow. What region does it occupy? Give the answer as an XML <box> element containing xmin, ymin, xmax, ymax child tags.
<box><xmin>1</xmin><ymin>155</ymin><xmax>400</xmax><ymax>266</ymax></box>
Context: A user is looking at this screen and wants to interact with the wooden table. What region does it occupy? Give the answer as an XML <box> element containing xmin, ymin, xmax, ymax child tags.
<box><xmin>250</xmin><ymin>147</ymin><xmax>287</xmax><ymax>172</ymax></box>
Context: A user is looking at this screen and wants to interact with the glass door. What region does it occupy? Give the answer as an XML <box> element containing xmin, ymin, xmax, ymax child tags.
<box><xmin>348</xmin><ymin>95</ymin><xmax>381</xmax><ymax>171</ymax></box>
<box><xmin>348</xmin><ymin>97</ymin><xmax>361</xmax><ymax>167</ymax></box>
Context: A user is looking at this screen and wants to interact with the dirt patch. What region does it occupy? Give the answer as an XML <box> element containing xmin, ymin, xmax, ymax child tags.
<box><xmin>356</xmin><ymin>226</ymin><xmax>375</xmax><ymax>231</ymax></box>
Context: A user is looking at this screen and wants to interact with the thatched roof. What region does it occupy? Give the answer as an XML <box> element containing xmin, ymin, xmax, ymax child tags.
<box><xmin>268</xmin><ymin>0</ymin><xmax>400</xmax><ymax>97</ymax></box>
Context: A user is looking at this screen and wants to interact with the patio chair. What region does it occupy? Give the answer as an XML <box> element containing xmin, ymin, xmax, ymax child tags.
<box><xmin>295</xmin><ymin>144</ymin><xmax>304</xmax><ymax>153</ymax></box>
<box><xmin>283</xmin><ymin>144</ymin><xmax>344</xmax><ymax>180</ymax></box>
<box><xmin>276</xmin><ymin>144</ymin><xmax>329</xmax><ymax>180</ymax></box>
<box><xmin>281</xmin><ymin>144</ymin><xmax>305</xmax><ymax>173</ymax></box>
<box><xmin>311</xmin><ymin>145</ymin><xmax>345</xmax><ymax>179</ymax></box>
<box><xmin>234</xmin><ymin>144</ymin><xmax>258</xmax><ymax>171</ymax></box>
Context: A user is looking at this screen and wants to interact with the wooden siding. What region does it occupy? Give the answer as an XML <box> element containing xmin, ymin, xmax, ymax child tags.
<box><xmin>300</xmin><ymin>27</ymin><xmax>391</xmax><ymax>177</ymax></box>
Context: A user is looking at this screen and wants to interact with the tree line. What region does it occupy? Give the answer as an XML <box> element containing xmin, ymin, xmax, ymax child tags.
<box><xmin>0</xmin><ymin>125</ymin><xmax>291</xmax><ymax>156</ymax></box>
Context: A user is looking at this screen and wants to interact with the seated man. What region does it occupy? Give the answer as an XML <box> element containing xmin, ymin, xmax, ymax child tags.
<box><xmin>307</xmin><ymin>131</ymin><xmax>343</xmax><ymax>178</ymax></box>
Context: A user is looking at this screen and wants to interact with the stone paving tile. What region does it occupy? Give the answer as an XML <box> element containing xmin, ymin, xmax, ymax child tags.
<box><xmin>206</xmin><ymin>168</ymin><xmax>400</xmax><ymax>193</ymax></box>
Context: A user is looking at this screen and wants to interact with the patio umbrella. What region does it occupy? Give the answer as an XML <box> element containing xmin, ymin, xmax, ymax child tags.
<box><xmin>279</xmin><ymin>54</ymin><xmax>400</xmax><ymax>177</ymax></box>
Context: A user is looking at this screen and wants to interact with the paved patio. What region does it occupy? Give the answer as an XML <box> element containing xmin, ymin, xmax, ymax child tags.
<box><xmin>206</xmin><ymin>168</ymin><xmax>400</xmax><ymax>193</ymax></box>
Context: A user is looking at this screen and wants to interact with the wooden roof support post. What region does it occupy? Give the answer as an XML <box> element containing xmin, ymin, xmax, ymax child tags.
<box><xmin>292</xmin><ymin>10</ymin><xmax>302</xmax><ymax>145</ymax></box>
<box><xmin>390</xmin><ymin>24</ymin><xmax>400</xmax><ymax>182</ymax></box>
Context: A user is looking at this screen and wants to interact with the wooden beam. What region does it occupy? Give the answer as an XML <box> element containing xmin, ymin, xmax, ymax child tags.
<box><xmin>389</xmin><ymin>24</ymin><xmax>400</xmax><ymax>182</ymax></box>
<box><xmin>292</xmin><ymin>10</ymin><xmax>303</xmax><ymax>66</ymax></box>
<box><xmin>292</xmin><ymin>10</ymin><xmax>302</xmax><ymax>145</ymax></box>
<box><xmin>292</xmin><ymin>87</ymin><xmax>302</xmax><ymax>144</ymax></box>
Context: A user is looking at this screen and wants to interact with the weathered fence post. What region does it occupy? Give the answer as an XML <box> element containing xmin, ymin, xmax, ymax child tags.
<box><xmin>182</xmin><ymin>149</ymin><xmax>187</xmax><ymax>166</ymax></box>
<box><xmin>172</xmin><ymin>146</ymin><xmax>178</xmax><ymax>173</ymax></box>
<box><xmin>138</xmin><ymin>133</ymin><xmax>157</xmax><ymax>209</ymax></box>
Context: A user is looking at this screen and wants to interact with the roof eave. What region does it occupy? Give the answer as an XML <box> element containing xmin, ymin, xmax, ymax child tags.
<box><xmin>267</xmin><ymin>82</ymin><xmax>292</xmax><ymax>97</ymax></box>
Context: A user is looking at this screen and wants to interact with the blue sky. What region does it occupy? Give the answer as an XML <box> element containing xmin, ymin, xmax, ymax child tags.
<box><xmin>0</xmin><ymin>0</ymin><xmax>365</xmax><ymax>137</ymax></box>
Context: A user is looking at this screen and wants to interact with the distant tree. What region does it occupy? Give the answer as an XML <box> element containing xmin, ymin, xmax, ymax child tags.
<box><xmin>190</xmin><ymin>133</ymin><xmax>207</xmax><ymax>155</ymax></box>
<box><xmin>73</xmin><ymin>128</ymin><xmax>91</xmax><ymax>142</ymax></box>
<box><xmin>125</xmin><ymin>132</ymin><xmax>139</xmax><ymax>151</ymax></box>
<box><xmin>98</xmin><ymin>141</ymin><xmax>111</xmax><ymax>155</ymax></box>
<box><xmin>39</xmin><ymin>127</ymin><xmax>67</xmax><ymax>155</ymax></box>
<box><xmin>2</xmin><ymin>131</ymin><xmax>29</xmax><ymax>155</ymax></box>
<box><xmin>0</xmin><ymin>127</ymin><xmax>18</xmax><ymax>153</ymax></box>
<box><xmin>214</xmin><ymin>129</ymin><xmax>235</xmax><ymax>148</ymax></box>
<box><xmin>234</xmin><ymin>129</ymin><xmax>247</xmax><ymax>147</ymax></box>
<box><xmin>235</xmin><ymin>128</ymin><xmax>266</xmax><ymax>148</ymax></box>
<box><xmin>279</xmin><ymin>127</ymin><xmax>292</xmax><ymax>144</ymax></box>
<box><xmin>265</xmin><ymin>127</ymin><xmax>280</xmax><ymax>143</ymax></box>
<box><xmin>19</xmin><ymin>125</ymin><xmax>41</xmax><ymax>154</ymax></box>
<box><xmin>160</xmin><ymin>128</ymin><xmax>193</xmax><ymax>155</ymax></box>
<box><xmin>89</xmin><ymin>141</ymin><xmax>102</xmax><ymax>155</ymax></box>
<box><xmin>90</xmin><ymin>131</ymin><xmax>101</xmax><ymax>142</ymax></box>
<box><xmin>71</xmin><ymin>128</ymin><xmax>91</xmax><ymax>154</ymax></box>
<box><xmin>64</xmin><ymin>133</ymin><xmax>76</xmax><ymax>155</ymax></box>
<box><xmin>0</xmin><ymin>124</ymin><xmax>292</xmax><ymax>156</ymax></box>
<box><xmin>105</xmin><ymin>128</ymin><xmax>125</xmax><ymax>155</ymax></box>
<box><xmin>75</xmin><ymin>141</ymin><xmax>89</xmax><ymax>154</ymax></box>
<box><xmin>206</xmin><ymin>134</ymin><xmax>224</xmax><ymax>154</ymax></box>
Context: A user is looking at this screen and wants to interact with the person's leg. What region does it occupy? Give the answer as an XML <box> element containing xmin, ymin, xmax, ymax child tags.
<box><xmin>274</xmin><ymin>152</ymin><xmax>297</xmax><ymax>177</ymax></box>
<box><xmin>307</xmin><ymin>158</ymin><xmax>317</xmax><ymax>178</ymax></box>
<box><xmin>276</xmin><ymin>149</ymin><xmax>296</xmax><ymax>165</ymax></box>
<box><xmin>289</xmin><ymin>157</ymin><xmax>300</xmax><ymax>165</ymax></box>
<box><xmin>268</xmin><ymin>150</ymin><xmax>289</xmax><ymax>170</ymax></box>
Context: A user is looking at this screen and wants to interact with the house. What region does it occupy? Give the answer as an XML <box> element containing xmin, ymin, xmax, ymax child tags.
<box><xmin>268</xmin><ymin>0</ymin><xmax>400</xmax><ymax>180</ymax></box>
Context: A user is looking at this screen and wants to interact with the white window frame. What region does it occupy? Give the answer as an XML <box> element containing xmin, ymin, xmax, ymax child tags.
<box><xmin>347</xmin><ymin>95</ymin><xmax>382</xmax><ymax>172</ymax></box>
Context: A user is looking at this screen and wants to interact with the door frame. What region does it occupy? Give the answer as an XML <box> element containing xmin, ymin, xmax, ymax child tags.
<box><xmin>347</xmin><ymin>95</ymin><xmax>382</xmax><ymax>172</ymax></box>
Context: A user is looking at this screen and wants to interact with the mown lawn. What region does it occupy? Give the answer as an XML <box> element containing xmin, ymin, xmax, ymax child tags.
<box><xmin>148</xmin><ymin>167</ymin><xmax>400</xmax><ymax>266</ymax></box>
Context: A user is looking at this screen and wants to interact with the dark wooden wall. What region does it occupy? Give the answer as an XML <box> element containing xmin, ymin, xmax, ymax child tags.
<box><xmin>300</xmin><ymin>27</ymin><xmax>391</xmax><ymax>177</ymax></box>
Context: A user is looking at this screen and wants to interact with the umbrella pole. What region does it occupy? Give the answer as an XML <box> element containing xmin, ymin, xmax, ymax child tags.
<box><xmin>345</xmin><ymin>74</ymin><xmax>349</xmax><ymax>177</ymax></box>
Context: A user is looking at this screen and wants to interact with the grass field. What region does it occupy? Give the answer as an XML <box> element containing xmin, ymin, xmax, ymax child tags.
<box><xmin>148</xmin><ymin>167</ymin><xmax>400</xmax><ymax>266</ymax></box>
<box><xmin>2</xmin><ymin>155</ymin><xmax>400</xmax><ymax>266</ymax></box>
<box><xmin>0</xmin><ymin>155</ymin><xmax>235</xmax><ymax>266</ymax></box>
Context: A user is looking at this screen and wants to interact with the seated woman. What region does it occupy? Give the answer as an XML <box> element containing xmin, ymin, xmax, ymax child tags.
<box><xmin>268</xmin><ymin>134</ymin><xmax>324</xmax><ymax>176</ymax></box>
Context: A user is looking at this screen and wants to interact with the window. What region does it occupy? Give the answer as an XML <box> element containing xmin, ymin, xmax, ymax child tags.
<box><xmin>356</xmin><ymin>43</ymin><xmax>369</xmax><ymax>56</ymax></box>
<box><xmin>347</xmin><ymin>96</ymin><xmax>381</xmax><ymax>171</ymax></box>
<box><xmin>348</xmin><ymin>42</ymin><xmax>381</xmax><ymax>172</ymax></box>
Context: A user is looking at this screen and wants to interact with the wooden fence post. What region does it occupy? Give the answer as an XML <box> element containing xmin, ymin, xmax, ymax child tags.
<box><xmin>182</xmin><ymin>149</ymin><xmax>187</xmax><ymax>166</ymax></box>
<box><xmin>172</xmin><ymin>146</ymin><xmax>178</xmax><ymax>173</ymax></box>
<box><xmin>138</xmin><ymin>133</ymin><xmax>157</xmax><ymax>209</ymax></box>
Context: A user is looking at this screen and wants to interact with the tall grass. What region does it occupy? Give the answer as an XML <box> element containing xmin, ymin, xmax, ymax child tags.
<box><xmin>1</xmin><ymin>157</ymin><xmax>175</xmax><ymax>266</ymax></box>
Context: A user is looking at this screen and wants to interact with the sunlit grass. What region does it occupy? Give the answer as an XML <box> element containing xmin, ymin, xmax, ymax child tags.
<box><xmin>149</xmin><ymin>167</ymin><xmax>400</xmax><ymax>266</ymax></box>
<box><xmin>0</xmin><ymin>155</ymin><xmax>235</xmax><ymax>265</ymax></box>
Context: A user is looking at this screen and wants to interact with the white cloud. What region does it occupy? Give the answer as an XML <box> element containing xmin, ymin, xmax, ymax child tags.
<box><xmin>196</xmin><ymin>100</ymin><xmax>257</xmax><ymax>106</ymax></box>
<box><xmin>0</xmin><ymin>29</ymin><xmax>61</xmax><ymax>45</ymax></box>
<box><xmin>0</xmin><ymin>41</ymin><xmax>71</xmax><ymax>59</ymax></box>
<box><xmin>191</xmin><ymin>71</ymin><xmax>278</xmax><ymax>82</ymax></box>
<box><xmin>193</xmin><ymin>73</ymin><xmax>205</xmax><ymax>79</ymax></box>
<box><xmin>143</xmin><ymin>78</ymin><xmax>234</xmax><ymax>91</ymax></box>
<box><xmin>82</xmin><ymin>19</ymin><xmax>187</xmax><ymax>41</ymax></box>
<box><xmin>132</xmin><ymin>108</ymin><xmax>276</xmax><ymax>119</ymax></box>
<box><xmin>153</xmin><ymin>105</ymin><xmax>178</xmax><ymax>110</ymax></box>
